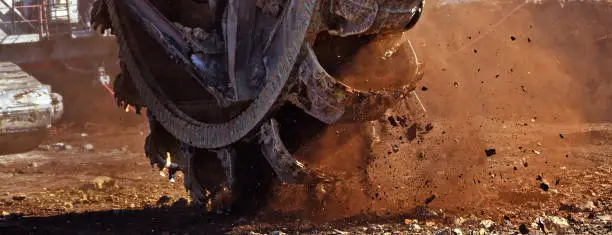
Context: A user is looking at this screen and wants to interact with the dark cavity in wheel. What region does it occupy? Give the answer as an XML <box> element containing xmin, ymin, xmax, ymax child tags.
<box><xmin>117</xmin><ymin>2</ymin><xmax>246</xmax><ymax>125</ymax></box>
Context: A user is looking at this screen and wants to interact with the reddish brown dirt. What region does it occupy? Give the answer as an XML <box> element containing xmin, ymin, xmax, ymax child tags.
<box><xmin>1</xmin><ymin>0</ymin><xmax>611</xmax><ymax>234</ymax></box>
<box><xmin>267</xmin><ymin>0</ymin><xmax>612</xmax><ymax>229</ymax></box>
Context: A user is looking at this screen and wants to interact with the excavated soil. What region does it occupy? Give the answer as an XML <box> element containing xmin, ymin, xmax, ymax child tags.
<box><xmin>1</xmin><ymin>0</ymin><xmax>611</xmax><ymax>234</ymax></box>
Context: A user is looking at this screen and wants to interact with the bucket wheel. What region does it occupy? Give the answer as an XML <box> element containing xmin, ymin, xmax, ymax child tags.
<box><xmin>92</xmin><ymin>0</ymin><xmax>425</xmax><ymax>210</ymax></box>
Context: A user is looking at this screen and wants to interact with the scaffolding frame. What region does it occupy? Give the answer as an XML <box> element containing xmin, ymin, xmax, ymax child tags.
<box><xmin>0</xmin><ymin>0</ymin><xmax>87</xmax><ymax>40</ymax></box>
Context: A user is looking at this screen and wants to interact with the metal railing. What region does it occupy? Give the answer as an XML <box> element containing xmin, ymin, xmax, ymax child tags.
<box><xmin>0</xmin><ymin>1</ymin><xmax>44</xmax><ymax>37</ymax></box>
<box><xmin>0</xmin><ymin>0</ymin><xmax>93</xmax><ymax>40</ymax></box>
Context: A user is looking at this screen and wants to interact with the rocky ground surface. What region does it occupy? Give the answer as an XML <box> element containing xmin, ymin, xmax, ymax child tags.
<box><xmin>1</xmin><ymin>0</ymin><xmax>611</xmax><ymax>234</ymax></box>
<box><xmin>0</xmin><ymin>122</ymin><xmax>609</xmax><ymax>234</ymax></box>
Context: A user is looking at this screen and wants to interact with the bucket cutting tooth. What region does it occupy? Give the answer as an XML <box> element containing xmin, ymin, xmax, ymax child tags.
<box><xmin>210</xmin><ymin>147</ymin><xmax>237</xmax><ymax>212</ymax></box>
<box><xmin>287</xmin><ymin>38</ymin><xmax>424</xmax><ymax>125</ymax></box>
<box><xmin>211</xmin><ymin>148</ymin><xmax>235</xmax><ymax>190</ymax></box>
<box><xmin>180</xmin><ymin>143</ymin><xmax>203</xmax><ymax>203</ymax></box>
<box><xmin>285</xmin><ymin>44</ymin><xmax>346</xmax><ymax>124</ymax></box>
<box><xmin>259</xmin><ymin>118</ymin><xmax>329</xmax><ymax>185</ymax></box>
<box><xmin>180</xmin><ymin>143</ymin><xmax>216</xmax><ymax>207</ymax></box>
<box><xmin>180</xmin><ymin>142</ymin><xmax>236</xmax><ymax>211</ymax></box>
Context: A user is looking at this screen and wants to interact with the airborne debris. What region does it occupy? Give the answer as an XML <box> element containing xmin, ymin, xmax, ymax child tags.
<box><xmin>484</xmin><ymin>148</ymin><xmax>496</xmax><ymax>157</ymax></box>
<box><xmin>417</xmin><ymin>152</ymin><xmax>425</xmax><ymax>160</ymax></box>
<box><xmin>392</xmin><ymin>145</ymin><xmax>399</xmax><ymax>153</ymax></box>
<box><xmin>424</xmin><ymin>123</ymin><xmax>434</xmax><ymax>132</ymax></box>
<box><xmin>425</xmin><ymin>194</ymin><xmax>436</xmax><ymax>204</ymax></box>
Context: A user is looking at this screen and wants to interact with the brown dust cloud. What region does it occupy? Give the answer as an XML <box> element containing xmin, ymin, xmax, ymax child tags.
<box><xmin>266</xmin><ymin>0</ymin><xmax>612</xmax><ymax>222</ymax></box>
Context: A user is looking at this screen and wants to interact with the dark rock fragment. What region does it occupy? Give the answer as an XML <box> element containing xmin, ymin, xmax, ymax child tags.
<box><xmin>484</xmin><ymin>148</ymin><xmax>496</xmax><ymax>157</ymax></box>
<box><xmin>388</xmin><ymin>116</ymin><xmax>398</xmax><ymax>127</ymax></box>
<box><xmin>540</xmin><ymin>182</ymin><xmax>550</xmax><ymax>192</ymax></box>
<box><xmin>425</xmin><ymin>194</ymin><xmax>436</xmax><ymax>204</ymax></box>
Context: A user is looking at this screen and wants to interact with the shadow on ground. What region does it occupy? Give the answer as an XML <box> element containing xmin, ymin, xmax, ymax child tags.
<box><xmin>0</xmin><ymin>205</ymin><xmax>439</xmax><ymax>235</ymax></box>
<box><xmin>1</xmin><ymin>206</ymin><xmax>238</xmax><ymax>234</ymax></box>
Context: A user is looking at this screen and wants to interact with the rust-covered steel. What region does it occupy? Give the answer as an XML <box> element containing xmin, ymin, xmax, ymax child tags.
<box><xmin>90</xmin><ymin>0</ymin><xmax>425</xmax><ymax>210</ymax></box>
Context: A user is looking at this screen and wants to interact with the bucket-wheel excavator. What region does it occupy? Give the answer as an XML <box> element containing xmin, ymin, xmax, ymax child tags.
<box><xmin>90</xmin><ymin>0</ymin><xmax>425</xmax><ymax>211</ymax></box>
